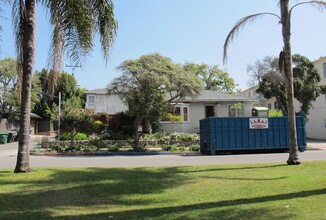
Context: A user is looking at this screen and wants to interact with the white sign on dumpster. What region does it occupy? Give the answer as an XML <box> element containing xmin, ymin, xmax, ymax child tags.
<box><xmin>249</xmin><ymin>118</ymin><xmax>268</xmax><ymax>129</ymax></box>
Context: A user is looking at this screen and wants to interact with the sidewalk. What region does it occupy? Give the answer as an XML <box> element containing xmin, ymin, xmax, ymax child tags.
<box><xmin>307</xmin><ymin>139</ymin><xmax>326</xmax><ymax>151</ymax></box>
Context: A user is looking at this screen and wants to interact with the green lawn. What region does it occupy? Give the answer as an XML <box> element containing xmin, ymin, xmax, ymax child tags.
<box><xmin>0</xmin><ymin>161</ymin><xmax>325</xmax><ymax>219</ymax></box>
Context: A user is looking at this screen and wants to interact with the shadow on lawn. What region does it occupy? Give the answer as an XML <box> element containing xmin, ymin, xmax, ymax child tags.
<box><xmin>56</xmin><ymin>188</ymin><xmax>326</xmax><ymax>219</ymax></box>
<box><xmin>174</xmin><ymin>164</ymin><xmax>288</xmax><ymax>173</ymax></box>
<box><xmin>0</xmin><ymin>166</ymin><xmax>323</xmax><ymax>219</ymax></box>
<box><xmin>0</xmin><ymin>167</ymin><xmax>192</xmax><ymax>219</ymax></box>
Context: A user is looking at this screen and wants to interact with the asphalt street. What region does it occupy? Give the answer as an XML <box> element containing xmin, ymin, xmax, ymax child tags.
<box><xmin>0</xmin><ymin>140</ymin><xmax>325</xmax><ymax>169</ymax></box>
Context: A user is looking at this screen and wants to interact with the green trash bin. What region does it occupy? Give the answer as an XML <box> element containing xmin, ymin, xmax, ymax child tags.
<box><xmin>0</xmin><ymin>132</ymin><xmax>9</xmax><ymax>144</ymax></box>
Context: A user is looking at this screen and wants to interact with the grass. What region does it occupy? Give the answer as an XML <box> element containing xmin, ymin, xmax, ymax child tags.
<box><xmin>0</xmin><ymin>161</ymin><xmax>325</xmax><ymax>219</ymax></box>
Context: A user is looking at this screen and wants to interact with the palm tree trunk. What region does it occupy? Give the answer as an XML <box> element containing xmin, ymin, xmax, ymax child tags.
<box><xmin>14</xmin><ymin>0</ymin><xmax>36</xmax><ymax>173</ymax></box>
<box><xmin>280</xmin><ymin>0</ymin><xmax>300</xmax><ymax>165</ymax></box>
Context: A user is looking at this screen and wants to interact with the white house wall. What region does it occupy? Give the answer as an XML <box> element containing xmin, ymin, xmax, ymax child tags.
<box><xmin>86</xmin><ymin>94</ymin><xmax>127</xmax><ymax>114</ymax></box>
<box><xmin>104</xmin><ymin>94</ymin><xmax>128</xmax><ymax>114</ymax></box>
<box><xmin>305</xmin><ymin>94</ymin><xmax>326</xmax><ymax>139</ymax></box>
<box><xmin>304</xmin><ymin>57</ymin><xmax>326</xmax><ymax>139</ymax></box>
<box><xmin>160</xmin><ymin>102</ymin><xmax>254</xmax><ymax>134</ymax></box>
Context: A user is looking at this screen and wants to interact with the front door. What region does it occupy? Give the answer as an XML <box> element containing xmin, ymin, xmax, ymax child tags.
<box><xmin>205</xmin><ymin>106</ymin><xmax>215</xmax><ymax>118</ymax></box>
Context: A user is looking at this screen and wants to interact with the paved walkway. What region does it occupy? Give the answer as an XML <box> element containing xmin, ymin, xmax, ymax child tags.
<box><xmin>307</xmin><ymin>139</ymin><xmax>326</xmax><ymax>151</ymax></box>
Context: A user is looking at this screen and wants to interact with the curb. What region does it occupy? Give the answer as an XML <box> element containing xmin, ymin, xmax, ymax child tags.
<box><xmin>30</xmin><ymin>151</ymin><xmax>201</xmax><ymax>156</ymax></box>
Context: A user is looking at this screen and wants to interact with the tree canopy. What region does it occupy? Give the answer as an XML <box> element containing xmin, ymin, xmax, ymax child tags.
<box><xmin>33</xmin><ymin>69</ymin><xmax>86</xmax><ymax>121</ymax></box>
<box><xmin>0</xmin><ymin>58</ymin><xmax>40</xmax><ymax>118</ymax></box>
<box><xmin>109</xmin><ymin>54</ymin><xmax>204</xmax><ymax>123</ymax></box>
<box><xmin>183</xmin><ymin>63</ymin><xmax>235</xmax><ymax>93</ymax></box>
<box><xmin>256</xmin><ymin>54</ymin><xmax>325</xmax><ymax>116</ymax></box>
<box><xmin>246</xmin><ymin>56</ymin><xmax>279</xmax><ymax>87</ymax></box>
<box><xmin>108</xmin><ymin>53</ymin><xmax>204</xmax><ymax>149</ymax></box>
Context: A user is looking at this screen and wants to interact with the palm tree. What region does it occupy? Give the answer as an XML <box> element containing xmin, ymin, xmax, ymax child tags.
<box><xmin>12</xmin><ymin>0</ymin><xmax>117</xmax><ymax>173</ymax></box>
<box><xmin>223</xmin><ymin>0</ymin><xmax>326</xmax><ymax>165</ymax></box>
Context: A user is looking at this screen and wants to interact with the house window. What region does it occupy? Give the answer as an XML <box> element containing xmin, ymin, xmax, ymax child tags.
<box><xmin>88</xmin><ymin>95</ymin><xmax>95</xmax><ymax>103</ymax></box>
<box><xmin>274</xmin><ymin>101</ymin><xmax>279</xmax><ymax>110</ymax></box>
<box><xmin>323</xmin><ymin>63</ymin><xmax>326</xmax><ymax>78</ymax></box>
<box><xmin>228</xmin><ymin>104</ymin><xmax>244</xmax><ymax>117</ymax></box>
<box><xmin>268</xmin><ymin>103</ymin><xmax>272</xmax><ymax>109</ymax></box>
<box><xmin>162</xmin><ymin>106</ymin><xmax>189</xmax><ymax>122</ymax></box>
<box><xmin>183</xmin><ymin>107</ymin><xmax>189</xmax><ymax>122</ymax></box>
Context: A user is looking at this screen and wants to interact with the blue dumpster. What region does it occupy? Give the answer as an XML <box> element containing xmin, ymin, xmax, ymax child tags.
<box><xmin>200</xmin><ymin>113</ymin><xmax>306</xmax><ymax>154</ymax></box>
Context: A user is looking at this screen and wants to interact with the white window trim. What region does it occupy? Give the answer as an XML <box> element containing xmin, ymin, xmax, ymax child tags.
<box><xmin>88</xmin><ymin>95</ymin><xmax>96</xmax><ymax>103</ymax></box>
<box><xmin>161</xmin><ymin>104</ymin><xmax>190</xmax><ymax>123</ymax></box>
<box><xmin>228</xmin><ymin>104</ymin><xmax>243</xmax><ymax>117</ymax></box>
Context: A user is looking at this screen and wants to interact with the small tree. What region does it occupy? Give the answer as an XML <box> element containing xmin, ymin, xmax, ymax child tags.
<box><xmin>60</xmin><ymin>101</ymin><xmax>94</xmax><ymax>146</ymax></box>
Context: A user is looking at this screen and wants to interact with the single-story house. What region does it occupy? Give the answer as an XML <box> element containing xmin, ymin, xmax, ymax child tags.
<box><xmin>85</xmin><ymin>89</ymin><xmax>256</xmax><ymax>134</ymax></box>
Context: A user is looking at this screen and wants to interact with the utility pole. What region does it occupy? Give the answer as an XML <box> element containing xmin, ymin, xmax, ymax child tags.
<box><xmin>58</xmin><ymin>92</ymin><xmax>61</xmax><ymax>141</ymax></box>
<box><xmin>66</xmin><ymin>64</ymin><xmax>82</xmax><ymax>76</ymax></box>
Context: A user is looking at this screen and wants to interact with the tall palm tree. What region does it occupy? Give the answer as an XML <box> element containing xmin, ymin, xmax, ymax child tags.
<box><xmin>223</xmin><ymin>0</ymin><xmax>326</xmax><ymax>165</ymax></box>
<box><xmin>12</xmin><ymin>0</ymin><xmax>117</xmax><ymax>173</ymax></box>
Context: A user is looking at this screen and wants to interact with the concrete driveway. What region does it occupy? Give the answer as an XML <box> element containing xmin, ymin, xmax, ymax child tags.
<box><xmin>1</xmin><ymin>139</ymin><xmax>325</xmax><ymax>170</ymax></box>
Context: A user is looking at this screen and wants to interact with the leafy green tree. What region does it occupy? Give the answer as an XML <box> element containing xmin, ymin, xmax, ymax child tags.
<box><xmin>60</xmin><ymin>101</ymin><xmax>94</xmax><ymax>147</ymax></box>
<box><xmin>56</xmin><ymin>72</ymin><xmax>77</xmax><ymax>101</ymax></box>
<box><xmin>33</xmin><ymin>69</ymin><xmax>86</xmax><ymax>119</ymax></box>
<box><xmin>11</xmin><ymin>0</ymin><xmax>117</xmax><ymax>172</ymax></box>
<box><xmin>0</xmin><ymin>58</ymin><xmax>40</xmax><ymax>118</ymax></box>
<box><xmin>256</xmin><ymin>54</ymin><xmax>324</xmax><ymax>117</ymax></box>
<box><xmin>109</xmin><ymin>54</ymin><xmax>204</xmax><ymax>150</ymax></box>
<box><xmin>183</xmin><ymin>63</ymin><xmax>235</xmax><ymax>93</ymax></box>
<box><xmin>0</xmin><ymin>58</ymin><xmax>19</xmax><ymax>118</ymax></box>
<box><xmin>223</xmin><ymin>0</ymin><xmax>326</xmax><ymax>165</ymax></box>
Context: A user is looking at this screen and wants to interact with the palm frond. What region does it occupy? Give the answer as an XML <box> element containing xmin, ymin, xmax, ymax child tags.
<box><xmin>42</xmin><ymin>0</ymin><xmax>117</xmax><ymax>69</ymax></box>
<box><xmin>91</xmin><ymin>0</ymin><xmax>118</xmax><ymax>62</ymax></box>
<box><xmin>47</xmin><ymin>22</ymin><xmax>63</xmax><ymax>71</ymax></box>
<box><xmin>12</xmin><ymin>0</ymin><xmax>25</xmax><ymax>67</ymax></box>
<box><xmin>223</xmin><ymin>13</ymin><xmax>281</xmax><ymax>64</ymax></box>
<box><xmin>290</xmin><ymin>0</ymin><xmax>326</xmax><ymax>14</ymax></box>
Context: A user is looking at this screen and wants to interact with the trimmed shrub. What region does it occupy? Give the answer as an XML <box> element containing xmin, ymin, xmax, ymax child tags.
<box><xmin>60</xmin><ymin>132</ymin><xmax>88</xmax><ymax>141</ymax></box>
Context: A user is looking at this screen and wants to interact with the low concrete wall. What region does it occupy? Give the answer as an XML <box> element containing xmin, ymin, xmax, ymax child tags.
<box><xmin>42</xmin><ymin>139</ymin><xmax>200</xmax><ymax>148</ymax></box>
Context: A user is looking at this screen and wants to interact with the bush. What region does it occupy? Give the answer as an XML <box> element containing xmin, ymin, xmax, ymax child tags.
<box><xmin>188</xmin><ymin>145</ymin><xmax>200</xmax><ymax>152</ymax></box>
<box><xmin>122</xmin><ymin>125</ymin><xmax>134</xmax><ymax>136</ymax></box>
<box><xmin>269</xmin><ymin>110</ymin><xmax>283</xmax><ymax>117</ymax></box>
<box><xmin>107</xmin><ymin>145</ymin><xmax>119</xmax><ymax>152</ymax></box>
<box><xmin>63</xmin><ymin>145</ymin><xmax>97</xmax><ymax>152</ymax></box>
<box><xmin>161</xmin><ymin>145</ymin><xmax>171</xmax><ymax>151</ymax></box>
<box><xmin>60</xmin><ymin>132</ymin><xmax>88</xmax><ymax>141</ymax></box>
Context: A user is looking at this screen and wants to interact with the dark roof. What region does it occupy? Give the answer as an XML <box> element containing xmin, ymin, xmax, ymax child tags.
<box><xmin>183</xmin><ymin>90</ymin><xmax>256</xmax><ymax>103</ymax></box>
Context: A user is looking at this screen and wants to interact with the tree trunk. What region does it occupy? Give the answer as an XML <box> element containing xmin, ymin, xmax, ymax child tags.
<box><xmin>133</xmin><ymin>117</ymin><xmax>142</xmax><ymax>151</ymax></box>
<box><xmin>14</xmin><ymin>0</ymin><xmax>37</xmax><ymax>173</ymax></box>
<box><xmin>143</xmin><ymin>118</ymin><xmax>152</xmax><ymax>134</ymax></box>
<box><xmin>280</xmin><ymin>0</ymin><xmax>300</xmax><ymax>165</ymax></box>
<box><xmin>70</xmin><ymin>129</ymin><xmax>75</xmax><ymax>147</ymax></box>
